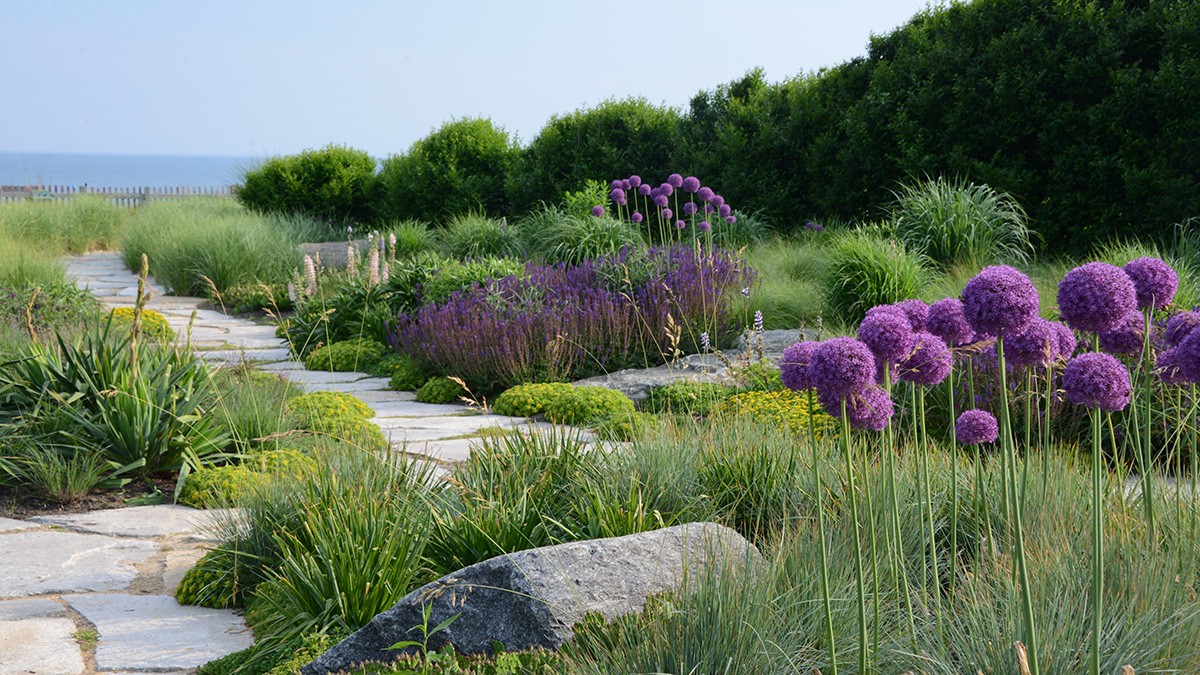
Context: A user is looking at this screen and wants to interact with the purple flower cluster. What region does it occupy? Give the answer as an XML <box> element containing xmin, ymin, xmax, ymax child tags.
<box><xmin>810</xmin><ymin>337</ymin><xmax>876</xmax><ymax>399</ymax></box>
<box><xmin>894</xmin><ymin>299</ymin><xmax>930</xmax><ymax>332</ymax></box>
<box><xmin>825</xmin><ymin>385</ymin><xmax>894</xmax><ymax>431</ymax></box>
<box><xmin>1123</xmin><ymin>257</ymin><xmax>1178</xmax><ymax>310</ymax></box>
<box><xmin>1006</xmin><ymin>317</ymin><xmax>1059</xmax><ymax>369</ymax></box>
<box><xmin>1098</xmin><ymin>312</ymin><xmax>1145</xmax><ymax>356</ymax></box>
<box><xmin>955</xmin><ymin>409</ymin><xmax>999</xmax><ymax>445</ymax></box>
<box><xmin>1057</xmin><ymin>262</ymin><xmax>1136</xmax><ymax>334</ymax></box>
<box><xmin>898</xmin><ymin>331</ymin><xmax>952</xmax><ymax>385</ymax></box>
<box><xmin>962</xmin><ymin>265</ymin><xmax>1040</xmax><ymax>337</ymax></box>
<box><xmin>858</xmin><ymin>306</ymin><xmax>914</xmax><ymax>365</ymax></box>
<box><xmin>1062</xmin><ymin>352</ymin><xmax>1132</xmax><ymax>411</ymax></box>
<box><xmin>927</xmin><ymin>298</ymin><xmax>975</xmax><ymax>347</ymax></box>
<box><xmin>779</xmin><ymin>341</ymin><xmax>818</xmax><ymax>391</ymax></box>
<box><xmin>1164</xmin><ymin>311</ymin><xmax>1200</xmax><ymax>347</ymax></box>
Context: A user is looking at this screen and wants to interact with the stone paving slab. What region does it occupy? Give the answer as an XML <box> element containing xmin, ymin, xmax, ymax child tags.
<box><xmin>0</xmin><ymin>617</ymin><xmax>84</xmax><ymax>675</ymax></box>
<box><xmin>67</xmin><ymin>594</ymin><xmax>253</xmax><ymax>671</ymax></box>
<box><xmin>197</xmin><ymin>347</ymin><xmax>293</xmax><ymax>364</ymax></box>
<box><xmin>367</xmin><ymin>400</ymin><xmax>470</xmax><ymax>417</ymax></box>
<box><xmin>255</xmin><ymin>359</ymin><xmax>309</xmax><ymax>372</ymax></box>
<box><xmin>278</xmin><ymin>369</ymin><xmax>372</xmax><ymax>386</ymax></box>
<box><xmin>29</xmin><ymin>505</ymin><xmax>230</xmax><ymax>539</ymax></box>
<box><xmin>302</xmin><ymin>377</ymin><xmax>392</xmax><ymax>393</ymax></box>
<box><xmin>0</xmin><ymin>598</ymin><xmax>68</xmax><ymax>620</ymax></box>
<box><xmin>398</xmin><ymin>438</ymin><xmax>477</xmax><ymax>463</ymax></box>
<box><xmin>0</xmin><ymin>516</ymin><xmax>39</xmax><ymax>533</ymax></box>
<box><xmin>353</xmin><ymin>390</ymin><xmax>418</xmax><ymax>404</ymax></box>
<box><xmin>0</xmin><ymin>531</ymin><xmax>156</xmax><ymax>597</ymax></box>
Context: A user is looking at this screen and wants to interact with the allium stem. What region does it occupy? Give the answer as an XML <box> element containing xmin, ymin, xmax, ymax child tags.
<box><xmin>840</xmin><ymin>398</ymin><xmax>869</xmax><ymax>675</ymax></box>
<box><xmin>1140</xmin><ymin>307</ymin><xmax>1157</xmax><ymax>544</ymax></box>
<box><xmin>1090</xmin><ymin>405</ymin><xmax>1104</xmax><ymax>675</ymax></box>
<box><xmin>917</xmin><ymin>387</ymin><xmax>943</xmax><ymax>627</ymax></box>
<box><xmin>883</xmin><ymin>366</ymin><xmax>919</xmax><ymax>651</ymax></box>
<box><xmin>808</xmin><ymin>389</ymin><xmax>838</xmax><ymax>675</ymax></box>
<box><xmin>946</xmin><ymin>369</ymin><xmax>959</xmax><ymax>595</ymax></box>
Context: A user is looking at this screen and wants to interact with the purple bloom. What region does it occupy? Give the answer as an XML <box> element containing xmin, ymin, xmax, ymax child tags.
<box><xmin>956</xmin><ymin>409</ymin><xmax>999</xmax><ymax>445</ymax></box>
<box><xmin>659</xmin><ymin>182</ymin><xmax>674</xmax><ymax>196</ymax></box>
<box><xmin>895</xmin><ymin>299</ymin><xmax>929</xmax><ymax>332</ymax></box>
<box><xmin>1098</xmin><ymin>311</ymin><xmax>1145</xmax><ymax>356</ymax></box>
<box><xmin>676</xmin><ymin>220</ymin><xmax>686</xmax><ymax>230</ymax></box>
<box><xmin>682</xmin><ymin>202</ymin><xmax>698</xmax><ymax>216</ymax></box>
<box><xmin>638</xmin><ymin>184</ymin><xmax>652</xmax><ymax>197</ymax></box>
<box><xmin>725</xmin><ymin>216</ymin><xmax>737</xmax><ymax>224</ymax></box>
<box><xmin>697</xmin><ymin>186</ymin><xmax>715</xmax><ymax>202</ymax></box>
<box><xmin>1006</xmin><ymin>317</ymin><xmax>1059</xmax><ymax>368</ymax></box>
<box><xmin>682</xmin><ymin>176</ymin><xmax>701</xmax><ymax>193</ymax></box>
<box><xmin>704</xmin><ymin>204</ymin><xmax>715</xmax><ymax>214</ymax></box>
<box><xmin>653</xmin><ymin>195</ymin><xmax>669</xmax><ymax>208</ymax></box>
<box><xmin>1057</xmin><ymin>261</ymin><xmax>1137</xmax><ymax>334</ymax></box>
<box><xmin>591</xmin><ymin>205</ymin><xmax>605</xmax><ymax>217</ymax></box>
<box><xmin>811</xmin><ymin>337</ymin><xmax>876</xmax><ymax>400</ymax></box>
<box><xmin>609</xmin><ymin>180</ymin><xmax>623</xmax><ymax>190</ymax></box>
<box><xmin>650</xmin><ymin>187</ymin><xmax>662</xmax><ymax>199</ymax></box>
<box><xmin>804</xmin><ymin>220</ymin><xmax>826</xmax><ymax>232</ymax></box>
<box><xmin>898</xmin><ymin>331</ymin><xmax>952</xmax><ymax>385</ymax></box>
<box><xmin>961</xmin><ymin>265</ymin><xmax>1040</xmax><ymax>337</ymax></box>
<box><xmin>661</xmin><ymin>208</ymin><xmax>673</xmax><ymax>220</ymax></box>
<box><xmin>698</xmin><ymin>220</ymin><xmax>711</xmax><ymax>233</ymax></box>
<box><xmin>668</xmin><ymin>173</ymin><xmax>684</xmax><ymax>188</ymax></box>
<box><xmin>858</xmin><ymin>307</ymin><xmax>915</xmax><ymax>365</ymax></box>
<box><xmin>1157</xmin><ymin>347</ymin><xmax>1191</xmax><ymax>385</ymax></box>
<box><xmin>711</xmin><ymin>195</ymin><xmax>725</xmax><ymax>207</ymax></box>
<box><xmin>927</xmin><ymin>298</ymin><xmax>974</xmax><ymax>347</ymax></box>
<box><xmin>610</xmin><ymin>188</ymin><xmax>627</xmax><ymax>206</ymax></box>
<box><xmin>1062</xmin><ymin>352</ymin><xmax>1133</xmax><ymax>411</ymax></box>
<box><xmin>629</xmin><ymin>175</ymin><xmax>642</xmax><ymax>188</ymax></box>
<box><xmin>1124</xmin><ymin>257</ymin><xmax>1178</xmax><ymax>310</ymax></box>
<box><xmin>631</xmin><ymin>212</ymin><xmax>643</xmax><ymax>224</ymax></box>
<box><xmin>1177</xmin><ymin>329</ymin><xmax>1200</xmax><ymax>382</ymax></box>
<box><xmin>780</xmin><ymin>341</ymin><xmax>819</xmax><ymax>391</ymax></box>
<box><xmin>718</xmin><ymin>204</ymin><xmax>732</xmax><ymax>218</ymax></box>
<box><xmin>621</xmin><ymin>179</ymin><xmax>631</xmax><ymax>191</ymax></box>
<box><xmin>820</xmin><ymin>385</ymin><xmax>894</xmax><ymax>431</ymax></box>
<box><xmin>1054</xmin><ymin>321</ymin><xmax>1077</xmax><ymax>360</ymax></box>
<box><xmin>1165</xmin><ymin>311</ymin><xmax>1200</xmax><ymax>347</ymax></box>
<box><xmin>753</xmin><ymin>310</ymin><xmax>764</xmax><ymax>333</ymax></box>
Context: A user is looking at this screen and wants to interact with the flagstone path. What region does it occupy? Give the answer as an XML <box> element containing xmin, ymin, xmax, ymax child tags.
<box><xmin>0</xmin><ymin>252</ymin><xmax>555</xmax><ymax>674</ymax></box>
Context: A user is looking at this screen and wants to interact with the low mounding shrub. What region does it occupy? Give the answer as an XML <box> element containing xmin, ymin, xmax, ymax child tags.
<box><xmin>824</xmin><ymin>229</ymin><xmax>930</xmax><ymax>324</ymax></box>
<box><xmin>721</xmin><ymin>389</ymin><xmax>836</xmax><ymax>438</ymax></box>
<box><xmin>437</xmin><ymin>213</ymin><xmax>521</xmax><ymax>260</ymax></box>
<box><xmin>384</xmin><ymin>354</ymin><xmax>429</xmax><ymax>391</ymax></box>
<box><xmin>545</xmin><ymin>386</ymin><xmax>635</xmax><ymax>426</ymax></box>
<box><xmin>493</xmin><ymin>382</ymin><xmax>576</xmax><ymax>418</ymax></box>
<box><xmin>175</xmin><ymin>550</ymin><xmax>237</xmax><ymax>609</ymax></box>
<box><xmin>286</xmin><ymin>391</ymin><xmax>385</xmax><ymax>448</ymax></box>
<box><xmin>177</xmin><ymin>464</ymin><xmax>258</xmax><ymax>508</ymax></box>
<box><xmin>891</xmin><ymin>177</ymin><xmax>1033</xmax><ymax>267</ymax></box>
<box><xmin>415</xmin><ymin>376</ymin><xmax>465</xmax><ymax>404</ymax></box>
<box><xmin>237</xmin><ymin>144</ymin><xmax>378</xmax><ymax>225</ymax></box>
<box><xmin>420</xmin><ymin>257</ymin><xmax>524</xmax><ymax>306</ymax></box>
<box><xmin>389</xmin><ymin>246</ymin><xmax>753</xmax><ymax>394</ymax></box>
<box><xmin>643</xmin><ymin>381</ymin><xmax>736</xmax><ymax>415</ymax></box>
<box><xmin>107</xmin><ymin>307</ymin><xmax>175</xmax><ymax>343</ymax></box>
<box><xmin>378</xmin><ymin>118</ymin><xmax>517</xmax><ymax>222</ymax></box>
<box><xmin>302</xmin><ymin>338</ymin><xmax>388</xmax><ymax>373</ymax></box>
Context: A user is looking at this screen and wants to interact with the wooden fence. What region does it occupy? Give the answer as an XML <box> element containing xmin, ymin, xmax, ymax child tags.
<box><xmin>0</xmin><ymin>184</ymin><xmax>235</xmax><ymax>207</ymax></box>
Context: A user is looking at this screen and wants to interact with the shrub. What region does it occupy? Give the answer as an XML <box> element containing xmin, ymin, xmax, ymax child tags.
<box><xmin>177</xmin><ymin>464</ymin><xmax>259</xmax><ymax>508</ymax></box>
<box><xmin>891</xmin><ymin>177</ymin><xmax>1034</xmax><ymax>267</ymax></box>
<box><xmin>384</xmin><ymin>354</ymin><xmax>429</xmax><ymax>391</ymax></box>
<box><xmin>824</xmin><ymin>229</ymin><xmax>930</xmax><ymax>324</ymax></box>
<box><xmin>106</xmin><ymin>307</ymin><xmax>175</xmax><ymax>343</ymax></box>
<box><xmin>286</xmin><ymin>391</ymin><xmax>385</xmax><ymax>448</ymax></box>
<box><xmin>415</xmin><ymin>376</ymin><xmax>465</xmax><ymax>404</ymax></box>
<box><xmin>493</xmin><ymin>382</ymin><xmax>576</xmax><ymax>418</ymax></box>
<box><xmin>219</xmin><ymin>281</ymin><xmax>291</xmax><ymax>314</ymax></box>
<box><xmin>518</xmin><ymin>206</ymin><xmax>644</xmax><ymax>266</ymax></box>
<box><xmin>237</xmin><ymin>144</ymin><xmax>378</xmax><ymax>225</ymax></box>
<box><xmin>437</xmin><ymin>213</ymin><xmax>521</xmax><ymax>260</ymax></box>
<box><xmin>420</xmin><ymin>256</ymin><xmax>524</xmax><ymax>305</ymax></box>
<box><xmin>378</xmin><ymin>118</ymin><xmax>517</xmax><ymax>222</ymax></box>
<box><xmin>721</xmin><ymin>389</ymin><xmax>836</xmax><ymax>439</ymax></box>
<box><xmin>545</xmin><ymin>386</ymin><xmax>635</xmax><ymax>426</ymax></box>
<box><xmin>381</xmin><ymin>219</ymin><xmax>436</xmax><ymax>258</ymax></box>
<box><xmin>302</xmin><ymin>337</ymin><xmax>388</xmax><ymax>373</ymax></box>
<box><xmin>175</xmin><ymin>550</ymin><xmax>238</xmax><ymax>609</ymax></box>
<box><xmin>643</xmin><ymin>381</ymin><xmax>735</xmax><ymax>415</ymax></box>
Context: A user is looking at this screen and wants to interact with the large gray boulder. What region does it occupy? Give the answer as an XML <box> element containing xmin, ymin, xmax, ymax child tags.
<box><xmin>301</xmin><ymin>522</ymin><xmax>757</xmax><ymax>674</ymax></box>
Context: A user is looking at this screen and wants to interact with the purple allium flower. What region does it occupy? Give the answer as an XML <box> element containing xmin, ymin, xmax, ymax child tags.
<box><xmin>811</xmin><ymin>337</ymin><xmax>876</xmax><ymax>400</ymax></box>
<box><xmin>1165</xmin><ymin>311</ymin><xmax>1200</xmax><ymax>347</ymax></box>
<box><xmin>1006</xmin><ymin>317</ymin><xmax>1059</xmax><ymax>368</ymax></box>
<box><xmin>1157</xmin><ymin>347</ymin><xmax>1191</xmax><ymax>385</ymax></box>
<box><xmin>631</xmin><ymin>211</ymin><xmax>643</xmax><ymax>224</ymax></box>
<box><xmin>1057</xmin><ymin>261</ymin><xmax>1137</xmax><ymax>334</ymax></box>
<box><xmin>898</xmin><ymin>331</ymin><xmax>952</xmax><ymax>385</ymax></box>
<box><xmin>718</xmin><ymin>204</ymin><xmax>732</xmax><ymax>218</ymax></box>
<box><xmin>1124</xmin><ymin>257</ymin><xmax>1179</xmax><ymax>310</ymax></box>
<box><xmin>704</xmin><ymin>204</ymin><xmax>715</xmax><ymax>214</ymax></box>
<box><xmin>1054</xmin><ymin>321</ymin><xmax>1077</xmax><ymax>360</ymax></box>
<box><xmin>961</xmin><ymin>265</ymin><xmax>1041</xmax><ymax>337</ymax></box>
<box><xmin>804</xmin><ymin>220</ymin><xmax>826</xmax><ymax>232</ymax></box>
<box><xmin>956</xmin><ymin>409</ymin><xmax>999</xmax><ymax>445</ymax></box>
<box><xmin>676</xmin><ymin>220</ymin><xmax>686</xmax><ymax>230</ymax></box>
<box><xmin>697</xmin><ymin>186</ymin><xmax>715</xmax><ymax>202</ymax></box>
<box><xmin>659</xmin><ymin>182</ymin><xmax>674</xmax><ymax>197</ymax></box>
<box><xmin>650</xmin><ymin>187</ymin><xmax>662</xmax><ymax>199</ymax></box>
<box><xmin>682</xmin><ymin>202</ymin><xmax>697</xmax><ymax>216</ymax></box>
<box><xmin>698</xmin><ymin>220</ymin><xmax>711</xmax><ymax>233</ymax></box>
<box><xmin>1098</xmin><ymin>311</ymin><xmax>1145</xmax><ymax>356</ymax></box>
<box><xmin>858</xmin><ymin>307</ymin><xmax>915</xmax><ymax>364</ymax></box>
<box><xmin>621</xmin><ymin>179</ymin><xmax>631</xmax><ymax>191</ymax></box>
<box><xmin>638</xmin><ymin>184</ymin><xmax>652</xmax><ymax>197</ymax></box>
<box><xmin>610</xmin><ymin>188</ymin><xmax>627</xmax><ymax>206</ymax></box>
<box><xmin>682</xmin><ymin>176</ymin><xmax>701</xmax><ymax>193</ymax></box>
<box><xmin>712</xmin><ymin>195</ymin><xmax>725</xmax><ymax>207</ymax></box>
<box><xmin>653</xmin><ymin>195</ymin><xmax>669</xmax><ymax>208</ymax></box>
<box><xmin>726</xmin><ymin>216</ymin><xmax>737</xmax><ymax>224</ymax></box>
<box><xmin>668</xmin><ymin>173</ymin><xmax>684</xmax><ymax>188</ymax></box>
<box><xmin>662</xmin><ymin>208</ymin><xmax>673</xmax><ymax>220</ymax></box>
<box><xmin>1177</xmin><ymin>329</ymin><xmax>1200</xmax><ymax>382</ymax></box>
<box><xmin>894</xmin><ymin>299</ymin><xmax>929</xmax><ymax>332</ymax></box>
<box><xmin>591</xmin><ymin>205</ymin><xmax>605</xmax><ymax>217</ymax></box>
<box><xmin>927</xmin><ymin>298</ymin><xmax>974</xmax><ymax>347</ymax></box>
<box><xmin>628</xmin><ymin>175</ymin><xmax>642</xmax><ymax>188</ymax></box>
<box><xmin>609</xmin><ymin>180</ymin><xmax>623</xmax><ymax>189</ymax></box>
<box><xmin>1062</xmin><ymin>352</ymin><xmax>1133</xmax><ymax>411</ymax></box>
<box><xmin>780</xmin><ymin>341</ymin><xmax>819</xmax><ymax>391</ymax></box>
<box><xmin>820</xmin><ymin>385</ymin><xmax>894</xmax><ymax>431</ymax></box>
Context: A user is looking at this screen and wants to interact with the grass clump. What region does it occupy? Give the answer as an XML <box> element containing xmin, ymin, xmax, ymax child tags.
<box><xmin>824</xmin><ymin>228</ymin><xmax>930</xmax><ymax>325</ymax></box>
<box><xmin>892</xmin><ymin>176</ymin><xmax>1034</xmax><ymax>267</ymax></box>
<box><xmin>415</xmin><ymin>376</ymin><xmax>466</xmax><ymax>404</ymax></box>
<box><xmin>643</xmin><ymin>381</ymin><xmax>735</xmax><ymax>415</ymax></box>
<box><xmin>438</xmin><ymin>212</ymin><xmax>521</xmax><ymax>259</ymax></box>
<box><xmin>381</xmin><ymin>219</ymin><xmax>436</xmax><ymax>258</ymax></box>
<box><xmin>0</xmin><ymin>195</ymin><xmax>126</xmax><ymax>254</ymax></box>
<box><xmin>518</xmin><ymin>206</ymin><xmax>644</xmax><ymax>265</ymax></box>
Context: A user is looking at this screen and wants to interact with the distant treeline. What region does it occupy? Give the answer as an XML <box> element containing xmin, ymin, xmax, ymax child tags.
<box><xmin>239</xmin><ymin>0</ymin><xmax>1199</xmax><ymax>255</ymax></box>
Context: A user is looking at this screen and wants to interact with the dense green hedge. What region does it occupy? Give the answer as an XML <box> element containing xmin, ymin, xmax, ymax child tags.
<box><xmin>237</xmin><ymin>145</ymin><xmax>378</xmax><ymax>225</ymax></box>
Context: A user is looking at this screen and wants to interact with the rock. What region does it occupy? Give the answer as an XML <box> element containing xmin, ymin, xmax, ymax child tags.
<box><xmin>0</xmin><ymin>618</ymin><xmax>84</xmax><ymax>675</ymax></box>
<box><xmin>0</xmin><ymin>598</ymin><xmax>67</xmax><ymax>621</ymax></box>
<box><xmin>300</xmin><ymin>239</ymin><xmax>371</xmax><ymax>270</ymax></box>
<box><xmin>302</xmin><ymin>522</ymin><xmax>757</xmax><ymax>674</ymax></box>
<box><xmin>0</xmin><ymin>530</ymin><xmax>156</xmax><ymax>597</ymax></box>
<box><xmin>738</xmin><ymin>328</ymin><xmax>818</xmax><ymax>362</ymax></box>
<box><xmin>29</xmin><ymin>505</ymin><xmax>230</xmax><ymax>539</ymax></box>
<box><xmin>0</xmin><ymin>517</ymin><xmax>37</xmax><ymax>533</ymax></box>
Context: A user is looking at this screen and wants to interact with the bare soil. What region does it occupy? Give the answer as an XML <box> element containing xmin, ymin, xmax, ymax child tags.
<box><xmin>0</xmin><ymin>476</ymin><xmax>180</xmax><ymax>519</ymax></box>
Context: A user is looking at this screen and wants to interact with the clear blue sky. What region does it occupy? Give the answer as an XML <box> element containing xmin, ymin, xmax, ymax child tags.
<box><xmin>3</xmin><ymin>0</ymin><xmax>937</xmax><ymax>158</ymax></box>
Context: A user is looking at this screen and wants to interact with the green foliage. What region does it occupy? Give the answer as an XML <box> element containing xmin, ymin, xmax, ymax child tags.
<box><xmin>891</xmin><ymin>177</ymin><xmax>1034</xmax><ymax>267</ymax></box>
<box><xmin>106</xmin><ymin>307</ymin><xmax>175</xmax><ymax>343</ymax></box>
<box><xmin>379</xmin><ymin>118</ymin><xmax>517</xmax><ymax>222</ymax></box>
<box><xmin>824</xmin><ymin>229</ymin><xmax>930</xmax><ymax>325</ymax></box>
<box><xmin>385</xmin><ymin>354</ymin><xmax>430</xmax><ymax>391</ymax></box>
<box><xmin>219</xmin><ymin>281</ymin><xmax>292</xmax><ymax>314</ymax></box>
<box><xmin>415</xmin><ymin>377</ymin><xmax>465</xmax><ymax>404</ymax></box>
<box><xmin>175</xmin><ymin>550</ymin><xmax>239</xmax><ymax>609</ymax></box>
<box><xmin>510</xmin><ymin>98</ymin><xmax>683</xmax><ymax>213</ymax></box>
<box><xmin>238</xmin><ymin>144</ymin><xmax>378</xmax><ymax>225</ymax></box>
<box><xmin>544</xmin><ymin>386</ymin><xmax>635</xmax><ymax>426</ymax></box>
<box><xmin>0</xmin><ymin>280</ymin><xmax>100</xmax><ymax>344</ymax></box>
<box><xmin>643</xmin><ymin>381</ymin><xmax>735</xmax><ymax>416</ymax></box>
<box><xmin>303</xmin><ymin>337</ymin><xmax>389</xmax><ymax>373</ymax></box>
<box><xmin>492</xmin><ymin>382</ymin><xmax>575</xmax><ymax>418</ymax></box>
<box><xmin>0</xmin><ymin>195</ymin><xmax>126</xmax><ymax>254</ymax></box>
<box><xmin>437</xmin><ymin>213</ymin><xmax>521</xmax><ymax>260</ymax></box>
<box><xmin>591</xmin><ymin>411</ymin><xmax>656</xmax><ymax>442</ymax></box>
<box><xmin>383</xmin><ymin>219</ymin><xmax>437</xmax><ymax>259</ymax></box>
<box><xmin>178</xmin><ymin>464</ymin><xmax>259</xmax><ymax>508</ymax></box>
<box><xmin>420</xmin><ymin>257</ymin><xmax>524</xmax><ymax>306</ymax></box>
<box><xmin>0</xmin><ymin>236</ymin><xmax>68</xmax><ymax>290</ymax></box>
<box><xmin>287</xmin><ymin>391</ymin><xmax>385</xmax><ymax>449</ymax></box>
<box><xmin>517</xmin><ymin>206</ymin><xmax>644</xmax><ymax>266</ymax></box>
<box><xmin>561</xmin><ymin>179</ymin><xmax>612</xmax><ymax>218</ymax></box>
<box><xmin>729</xmin><ymin>361</ymin><xmax>785</xmax><ymax>392</ymax></box>
<box><xmin>209</xmin><ymin>369</ymin><xmax>301</xmax><ymax>453</ymax></box>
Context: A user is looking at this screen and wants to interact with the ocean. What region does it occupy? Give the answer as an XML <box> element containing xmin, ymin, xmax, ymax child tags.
<box><xmin>0</xmin><ymin>152</ymin><xmax>258</xmax><ymax>189</ymax></box>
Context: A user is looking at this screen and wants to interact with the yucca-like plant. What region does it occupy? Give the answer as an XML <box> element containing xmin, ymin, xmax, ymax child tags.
<box><xmin>892</xmin><ymin>177</ymin><xmax>1034</xmax><ymax>268</ymax></box>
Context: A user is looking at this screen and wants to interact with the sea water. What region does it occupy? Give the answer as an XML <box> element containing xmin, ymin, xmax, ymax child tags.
<box><xmin>0</xmin><ymin>152</ymin><xmax>260</xmax><ymax>189</ymax></box>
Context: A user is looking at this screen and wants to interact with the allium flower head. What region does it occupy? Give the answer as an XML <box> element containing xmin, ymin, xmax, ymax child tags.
<box><xmin>712</xmin><ymin>195</ymin><xmax>725</xmax><ymax>207</ymax></box>
<box><xmin>961</xmin><ymin>265</ymin><xmax>1040</xmax><ymax>337</ymax></box>
<box><xmin>668</xmin><ymin>173</ymin><xmax>684</xmax><ymax>188</ymax></box>
<box><xmin>698</xmin><ymin>220</ymin><xmax>711</xmax><ymax>233</ymax></box>
<box><xmin>638</xmin><ymin>184</ymin><xmax>652</xmax><ymax>196</ymax></box>
<box><xmin>858</xmin><ymin>307</ymin><xmax>915</xmax><ymax>364</ymax></box>
<box><xmin>1054</xmin><ymin>321</ymin><xmax>1077</xmax><ymax>360</ymax></box>
<box><xmin>1006</xmin><ymin>317</ymin><xmax>1059</xmax><ymax>368</ymax></box>
<box><xmin>591</xmin><ymin>205</ymin><xmax>605</xmax><ymax>217</ymax></box>
<box><xmin>718</xmin><ymin>204</ymin><xmax>732</xmax><ymax>218</ymax></box>
<box><xmin>895</xmin><ymin>299</ymin><xmax>929</xmax><ymax>331</ymax></box>
<box><xmin>811</xmin><ymin>337</ymin><xmax>876</xmax><ymax>400</ymax></box>
<box><xmin>927</xmin><ymin>298</ymin><xmax>974</xmax><ymax>347</ymax></box>
<box><xmin>631</xmin><ymin>211</ymin><xmax>644</xmax><ymax>224</ymax></box>
<box><xmin>780</xmin><ymin>341</ymin><xmax>818</xmax><ymax>391</ymax></box>
<box><xmin>662</xmin><ymin>208</ymin><xmax>673</xmax><ymax>220</ymax></box>
<box><xmin>653</xmin><ymin>195</ymin><xmax>669</xmax><ymax>207</ymax></box>
<box><xmin>697</xmin><ymin>186</ymin><xmax>715</xmax><ymax>202</ymax></box>
<box><xmin>682</xmin><ymin>202</ymin><xmax>697</xmax><ymax>216</ymax></box>
<box><xmin>898</xmin><ymin>331</ymin><xmax>952</xmax><ymax>385</ymax></box>
<box><xmin>628</xmin><ymin>175</ymin><xmax>642</xmax><ymax>188</ymax></box>
<box><xmin>1057</xmin><ymin>261</ymin><xmax>1137</xmax><ymax>333</ymax></box>
<box><xmin>682</xmin><ymin>176</ymin><xmax>701</xmax><ymax>193</ymax></box>
<box><xmin>1165</xmin><ymin>311</ymin><xmax>1200</xmax><ymax>347</ymax></box>
<box><xmin>1124</xmin><ymin>257</ymin><xmax>1178</xmax><ymax>309</ymax></box>
<box><xmin>956</xmin><ymin>409</ymin><xmax>999</xmax><ymax>445</ymax></box>
<box><xmin>659</xmin><ymin>182</ymin><xmax>674</xmax><ymax>196</ymax></box>
<box><xmin>1176</xmin><ymin>329</ymin><xmax>1200</xmax><ymax>383</ymax></box>
<box><xmin>1098</xmin><ymin>311</ymin><xmax>1145</xmax><ymax>356</ymax></box>
<box><xmin>1157</xmin><ymin>347</ymin><xmax>1191</xmax><ymax>386</ymax></box>
<box><xmin>725</xmin><ymin>216</ymin><xmax>736</xmax><ymax>224</ymax></box>
<box><xmin>610</xmin><ymin>188</ymin><xmax>627</xmax><ymax>206</ymax></box>
<box><xmin>610</xmin><ymin>180</ymin><xmax>623</xmax><ymax>190</ymax></box>
<box><xmin>1062</xmin><ymin>352</ymin><xmax>1133</xmax><ymax>411</ymax></box>
<box><xmin>804</xmin><ymin>220</ymin><xmax>825</xmax><ymax>232</ymax></box>
<box><xmin>676</xmin><ymin>220</ymin><xmax>686</xmax><ymax>230</ymax></box>
<box><xmin>820</xmin><ymin>385</ymin><xmax>894</xmax><ymax>431</ymax></box>
<box><xmin>704</xmin><ymin>204</ymin><xmax>715</xmax><ymax>214</ymax></box>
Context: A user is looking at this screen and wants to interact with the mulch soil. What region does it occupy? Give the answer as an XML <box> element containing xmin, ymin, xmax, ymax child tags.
<box><xmin>0</xmin><ymin>476</ymin><xmax>181</xmax><ymax>519</ymax></box>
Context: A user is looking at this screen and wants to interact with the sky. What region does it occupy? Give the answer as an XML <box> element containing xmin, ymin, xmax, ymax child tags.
<box><xmin>3</xmin><ymin>0</ymin><xmax>938</xmax><ymax>158</ymax></box>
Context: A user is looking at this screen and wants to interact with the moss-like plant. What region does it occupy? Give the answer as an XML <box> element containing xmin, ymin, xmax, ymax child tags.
<box><xmin>493</xmin><ymin>382</ymin><xmax>576</xmax><ymax>418</ymax></box>
<box><xmin>545</xmin><ymin>386</ymin><xmax>635</xmax><ymax>426</ymax></box>
<box><xmin>175</xmin><ymin>550</ymin><xmax>237</xmax><ymax>609</ymax></box>
<box><xmin>415</xmin><ymin>376</ymin><xmax>465</xmax><ymax>404</ymax></box>
<box><xmin>107</xmin><ymin>307</ymin><xmax>175</xmax><ymax>342</ymax></box>
<box><xmin>303</xmin><ymin>338</ymin><xmax>389</xmax><ymax>373</ymax></box>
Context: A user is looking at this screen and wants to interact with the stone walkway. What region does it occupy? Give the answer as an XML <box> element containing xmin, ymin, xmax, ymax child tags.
<box><xmin>0</xmin><ymin>252</ymin><xmax>555</xmax><ymax>674</ymax></box>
